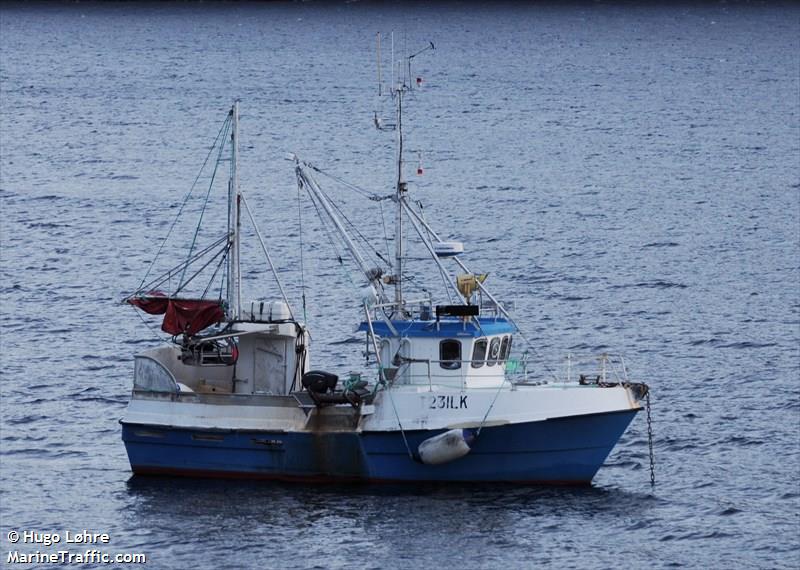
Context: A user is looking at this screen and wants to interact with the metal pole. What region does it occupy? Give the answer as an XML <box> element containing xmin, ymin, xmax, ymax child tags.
<box><xmin>227</xmin><ymin>101</ymin><xmax>242</xmax><ymax>320</ymax></box>
<box><xmin>233</xmin><ymin>101</ymin><xmax>242</xmax><ymax>319</ymax></box>
<box><xmin>377</xmin><ymin>32</ymin><xmax>382</xmax><ymax>97</ymax></box>
<box><xmin>395</xmin><ymin>90</ymin><xmax>405</xmax><ymax>309</ymax></box>
<box><xmin>400</xmin><ymin>200</ymin><xmax>464</xmax><ymax>304</ymax></box>
<box><xmin>403</xmin><ymin>204</ymin><xmax>531</xmax><ymax>343</ymax></box>
<box><xmin>240</xmin><ymin>190</ymin><xmax>294</xmax><ymax>320</ymax></box>
<box><xmin>296</xmin><ymin>165</ymin><xmax>371</xmax><ymax>276</ymax></box>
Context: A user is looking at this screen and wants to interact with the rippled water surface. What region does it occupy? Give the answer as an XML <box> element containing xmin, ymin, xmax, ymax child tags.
<box><xmin>1</xmin><ymin>3</ymin><xmax>799</xmax><ymax>569</ymax></box>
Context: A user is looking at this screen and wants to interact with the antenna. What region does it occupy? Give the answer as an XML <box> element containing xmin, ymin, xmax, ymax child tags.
<box><xmin>374</xmin><ymin>35</ymin><xmax>435</xmax><ymax>131</ymax></box>
<box><xmin>407</xmin><ymin>41</ymin><xmax>434</xmax><ymax>91</ymax></box>
<box><xmin>376</xmin><ymin>32</ymin><xmax>382</xmax><ymax>97</ymax></box>
<box><xmin>374</xmin><ymin>32</ymin><xmax>396</xmax><ymax>131</ymax></box>
<box><xmin>390</xmin><ymin>32</ymin><xmax>395</xmax><ymax>93</ymax></box>
<box><xmin>371</xmin><ymin>34</ymin><xmax>436</xmax><ymax>314</ymax></box>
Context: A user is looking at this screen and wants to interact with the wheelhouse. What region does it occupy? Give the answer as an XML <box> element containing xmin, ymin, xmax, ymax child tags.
<box><xmin>358</xmin><ymin>316</ymin><xmax>516</xmax><ymax>389</ymax></box>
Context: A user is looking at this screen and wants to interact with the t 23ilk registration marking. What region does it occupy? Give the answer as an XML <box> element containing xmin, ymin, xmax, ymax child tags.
<box><xmin>429</xmin><ymin>395</ymin><xmax>468</xmax><ymax>409</ymax></box>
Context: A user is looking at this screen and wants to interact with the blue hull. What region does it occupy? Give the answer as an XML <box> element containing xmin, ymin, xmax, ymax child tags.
<box><xmin>122</xmin><ymin>410</ymin><xmax>638</xmax><ymax>484</ymax></box>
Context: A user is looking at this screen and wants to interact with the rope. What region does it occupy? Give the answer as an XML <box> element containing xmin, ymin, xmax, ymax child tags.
<box><xmin>383</xmin><ymin>387</ymin><xmax>415</xmax><ymax>460</ymax></box>
<box><xmin>131</xmin><ymin>306</ymin><xmax>170</xmax><ymax>344</ymax></box>
<box><xmin>475</xmin><ymin>377</ymin><xmax>508</xmax><ymax>438</ymax></box>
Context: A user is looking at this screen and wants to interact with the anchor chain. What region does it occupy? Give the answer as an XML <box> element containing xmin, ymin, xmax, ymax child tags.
<box><xmin>645</xmin><ymin>389</ymin><xmax>655</xmax><ymax>487</ymax></box>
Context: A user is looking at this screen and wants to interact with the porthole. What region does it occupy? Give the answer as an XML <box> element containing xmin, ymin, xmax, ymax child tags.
<box><xmin>487</xmin><ymin>337</ymin><xmax>501</xmax><ymax>366</ymax></box>
<box><xmin>500</xmin><ymin>336</ymin><xmax>511</xmax><ymax>361</ymax></box>
<box><xmin>471</xmin><ymin>338</ymin><xmax>487</xmax><ymax>368</ymax></box>
<box><xmin>439</xmin><ymin>339</ymin><xmax>462</xmax><ymax>370</ymax></box>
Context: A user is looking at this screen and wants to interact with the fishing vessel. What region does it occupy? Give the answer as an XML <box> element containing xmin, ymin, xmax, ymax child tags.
<box><xmin>121</xmin><ymin>43</ymin><xmax>652</xmax><ymax>484</ymax></box>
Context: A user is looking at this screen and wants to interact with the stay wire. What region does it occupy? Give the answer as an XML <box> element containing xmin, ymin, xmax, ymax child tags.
<box><xmin>308</xmin><ymin>164</ymin><xmax>385</xmax><ymax>201</ymax></box>
<box><xmin>128</xmin><ymin>234</ymin><xmax>229</xmax><ymax>299</ymax></box>
<box><xmin>378</xmin><ymin>199</ymin><xmax>394</xmax><ymax>271</ymax></box>
<box><xmin>179</xmin><ymin>117</ymin><xmax>232</xmax><ymax>289</ymax></box>
<box><xmin>314</xmin><ymin>182</ymin><xmax>389</xmax><ymax>269</ymax></box>
<box><xmin>137</xmin><ymin>113</ymin><xmax>232</xmax><ymax>293</ymax></box>
<box><xmin>173</xmin><ymin>241</ymin><xmax>230</xmax><ymax>296</ymax></box>
<box><xmin>308</xmin><ymin>164</ymin><xmax>380</xmax><ymax>276</ymax></box>
<box><xmin>201</xmin><ymin>242</ymin><xmax>231</xmax><ymax>299</ymax></box>
<box><xmin>304</xmin><ymin>162</ymin><xmax>393</xmax><ymax>270</ymax></box>
<box><xmin>305</xmin><ymin>183</ymin><xmax>358</xmax><ymax>288</ymax></box>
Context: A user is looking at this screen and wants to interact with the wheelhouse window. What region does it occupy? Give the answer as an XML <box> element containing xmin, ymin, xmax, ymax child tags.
<box><xmin>487</xmin><ymin>337</ymin><xmax>501</xmax><ymax>366</ymax></box>
<box><xmin>471</xmin><ymin>338</ymin><xmax>487</xmax><ymax>368</ymax></box>
<box><xmin>500</xmin><ymin>335</ymin><xmax>511</xmax><ymax>361</ymax></box>
<box><xmin>439</xmin><ymin>339</ymin><xmax>462</xmax><ymax>370</ymax></box>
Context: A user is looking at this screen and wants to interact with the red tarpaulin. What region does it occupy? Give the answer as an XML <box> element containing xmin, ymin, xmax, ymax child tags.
<box><xmin>128</xmin><ymin>293</ymin><xmax>225</xmax><ymax>336</ymax></box>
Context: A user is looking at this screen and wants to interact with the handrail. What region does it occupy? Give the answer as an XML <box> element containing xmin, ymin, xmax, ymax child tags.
<box><xmin>561</xmin><ymin>353</ymin><xmax>631</xmax><ymax>384</ymax></box>
<box><xmin>397</xmin><ymin>355</ymin><xmax>514</xmax><ymax>366</ymax></box>
<box><xmin>370</xmin><ymin>298</ymin><xmax>432</xmax><ymax>311</ymax></box>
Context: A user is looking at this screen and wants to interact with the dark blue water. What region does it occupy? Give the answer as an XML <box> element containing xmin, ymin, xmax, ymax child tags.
<box><xmin>1</xmin><ymin>3</ymin><xmax>799</xmax><ymax>569</ymax></box>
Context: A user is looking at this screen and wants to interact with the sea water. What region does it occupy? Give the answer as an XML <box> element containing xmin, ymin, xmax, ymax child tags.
<box><xmin>1</xmin><ymin>3</ymin><xmax>798</xmax><ymax>569</ymax></box>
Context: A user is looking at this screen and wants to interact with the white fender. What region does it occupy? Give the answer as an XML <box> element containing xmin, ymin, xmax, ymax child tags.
<box><xmin>417</xmin><ymin>429</ymin><xmax>472</xmax><ymax>465</ymax></box>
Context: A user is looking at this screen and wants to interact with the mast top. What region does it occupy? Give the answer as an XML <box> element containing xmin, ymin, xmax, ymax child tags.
<box><xmin>374</xmin><ymin>34</ymin><xmax>435</xmax><ymax>314</ymax></box>
<box><xmin>228</xmin><ymin>100</ymin><xmax>242</xmax><ymax>320</ymax></box>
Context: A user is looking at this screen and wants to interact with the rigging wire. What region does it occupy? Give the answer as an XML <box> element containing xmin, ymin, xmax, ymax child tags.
<box><xmin>240</xmin><ymin>189</ymin><xmax>295</xmax><ymax>319</ymax></box>
<box><xmin>301</xmin><ymin>167</ymin><xmax>384</xmax><ymax>282</ymax></box>
<box><xmin>305</xmin><ymin>171</ymin><xmax>390</xmax><ymax>270</ymax></box>
<box><xmin>179</xmin><ymin>117</ymin><xmax>232</xmax><ymax>289</ymax></box>
<box><xmin>322</xmin><ymin>188</ymin><xmax>390</xmax><ymax>269</ymax></box>
<box><xmin>128</xmin><ymin>234</ymin><xmax>230</xmax><ymax>299</ymax></box>
<box><xmin>307</xmin><ymin>164</ymin><xmax>388</xmax><ymax>202</ymax></box>
<box><xmin>296</xmin><ymin>175</ymin><xmax>308</xmax><ymax>323</ymax></box>
<box><xmin>137</xmin><ymin>112</ymin><xmax>232</xmax><ymax>293</ymax></box>
<box><xmin>299</xmin><ymin>161</ymin><xmax>398</xmax><ymax>276</ymax></box>
<box><xmin>173</xmin><ymin>241</ymin><xmax>231</xmax><ymax>296</ymax></box>
<box><xmin>377</xmin><ymin>199</ymin><xmax>394</xmax><ymax>271</ymax></box>
<box><xmin>202</xmin><ymin>243</ymin><xmax>231</xmax><ymax>299</ymax></box>
<box><xmin>131</xmin><ymin>305</ymin><xmax>171</xmax><ymax>344</ymax></box>
<box><xmin>301</xmin><ymin>160</ymin><xmax>463</xmax><ymax>311</ymax></box>
<box><xmin>304</xmin><ymin>162</ymin><xmax>453</xmax><ymax>304</ymax></box>
<box><xmin>304</xmin><ymin>180</ymin><xmax>360</xmax><ymax>289</ymax></box>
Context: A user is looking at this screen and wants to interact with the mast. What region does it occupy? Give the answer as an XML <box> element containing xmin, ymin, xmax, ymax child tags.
<box><xmin>228</xmin><ymin>100</ymin><xmax>242</xmax><ymax>320</ymax></box>
<box><xmin>394</xmin><ymin>89</ymin><xmax>406</xmax><ymax>309</ymax></box>
<box><xmin>373</xmin><ymin>35</ymin><xmax>434</xmax><ymax>315</ymax></box>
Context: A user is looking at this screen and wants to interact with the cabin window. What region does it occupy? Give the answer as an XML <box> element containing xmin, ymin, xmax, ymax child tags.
<box><xmin>471</xmin><ymin>338</ymin><xmax>487</xmax><ymax>368</ymax></box>
<box><xmin>134</xmin><ymin>356</ymin><xmax>178</xmax><ymax>393</ymax></box>
<box><xmin>439</xmin><ymin>339</ymin><xmax>461</xmax><ymax>370</ymax></box>
<box><xmin>487</xmin><ymin>337</ymin><xmax>501</xmax><ymax>366</ymax></box>
<box><xmin>500</xmin><ymin>336</ymin><xmax>511</xmax><ymax>361</ymax></box>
